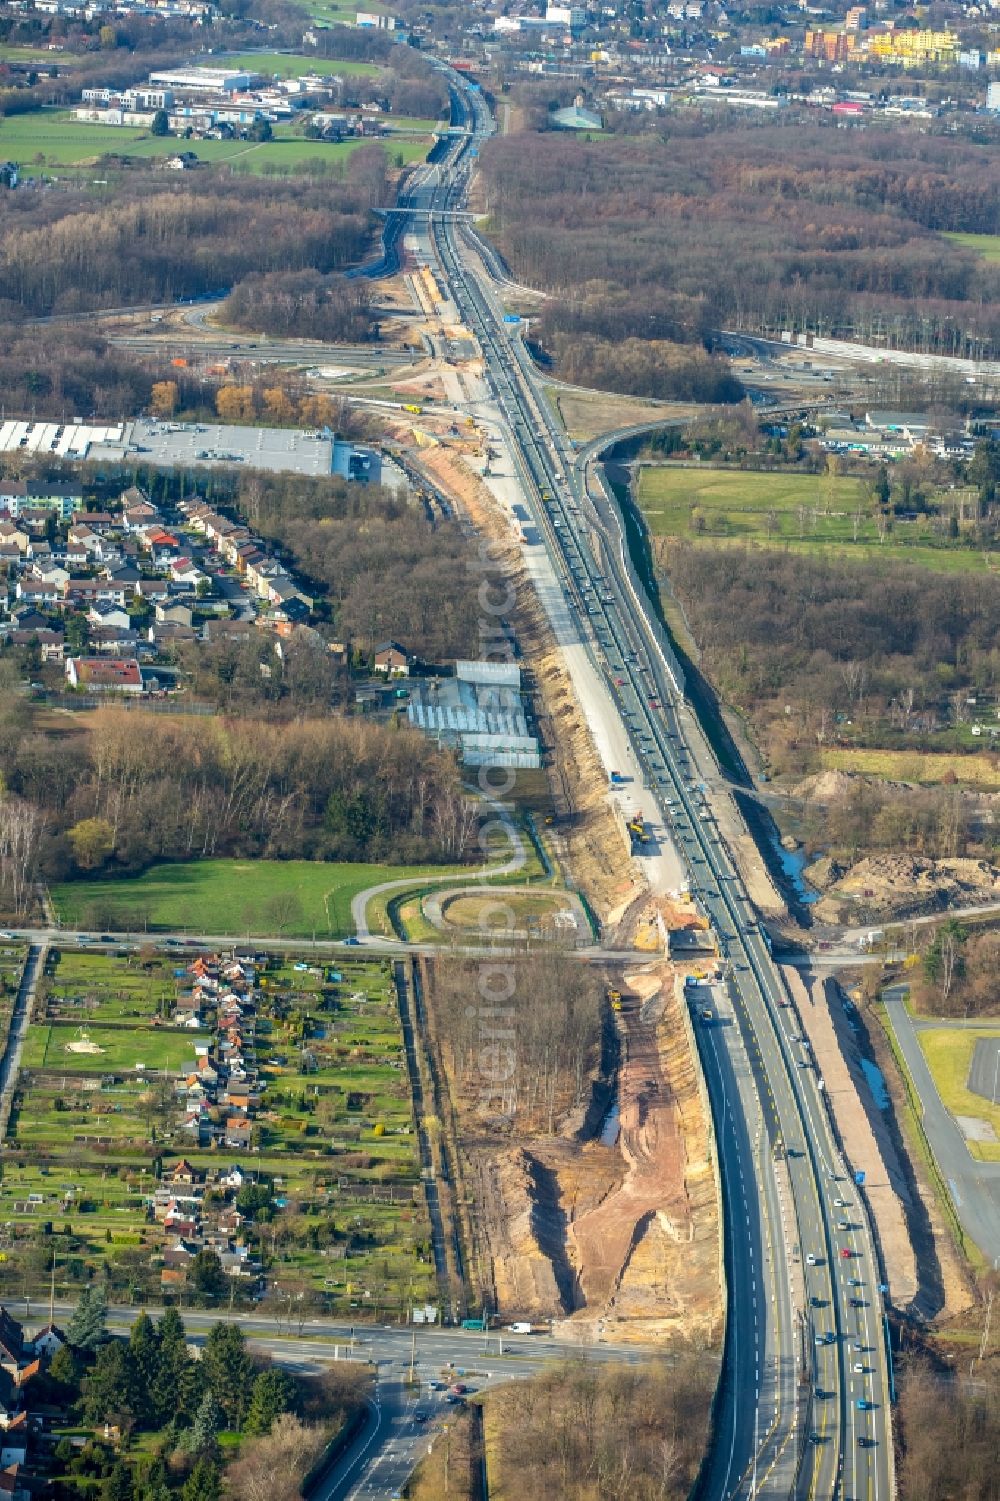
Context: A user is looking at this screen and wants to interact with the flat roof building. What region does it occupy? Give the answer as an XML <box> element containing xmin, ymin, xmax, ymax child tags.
<box><xmin>148</xmin><ymin>69</ymin><xmax>259</xmax><ymax>94</ymax></box>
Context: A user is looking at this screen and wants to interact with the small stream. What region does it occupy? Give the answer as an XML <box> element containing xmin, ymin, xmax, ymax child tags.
<box><xmin>768</xmin><ymin>834</ymin><xmax>820</xmax><ymax>906</ymax></box>
<box><xmin>859</xmin><ymin>1055</ymin><xmax>891</xmax><ymax>1111</ymax></box>
<box><xmin>599</xmin><ymin>1099</ymin><xmax>621</xmax><ymax>1147</ymax></box>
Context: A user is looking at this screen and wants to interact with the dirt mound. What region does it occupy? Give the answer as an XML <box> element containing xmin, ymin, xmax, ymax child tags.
<box><xmin>814</xmin><ymin>853</ymin><xmax>1000</xmax><ymax>924</ymax></box>
<box><xmin>803</xmin><ymin>854</ymin><xmax>843</xmax><ymax>891</ymax></box>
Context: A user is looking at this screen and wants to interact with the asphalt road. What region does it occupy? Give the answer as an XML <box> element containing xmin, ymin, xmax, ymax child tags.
<box><xmin>418</xmin><ymin>64</ymin><xmax>895</xmax><ymax>1500</ymax></box>
<box><xmin>883</xmin><ymin>985</ymin><xmax>1000</xmax><ymax>1267</ymax></box>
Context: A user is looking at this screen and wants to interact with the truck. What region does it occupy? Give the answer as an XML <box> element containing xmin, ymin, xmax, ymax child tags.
<box><xmin>461</xmin><ymin>1316</ymin><xmax>487</xmax><ymax>1331</ymax></box>
<box><xmin>609</xmin><ymin>770</ymin><xmax>626</xmax><ymax>785</ymax></box>
<box><xmin>508</xmin><ymin>1322</ymin><xmax>533</xmax><ymax>1334</ymax></box>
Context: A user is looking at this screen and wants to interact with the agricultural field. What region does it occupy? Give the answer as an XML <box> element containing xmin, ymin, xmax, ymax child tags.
<box><xmin>943</xmin><ymin>232</ymin><xmax>1000</xmax><ymax>264</ymax></box>
<box><xmin>51</xmin><ymin>858</ymin><xmax>472</xmax><ymax>938</ymax></box>
<box><xmin>0</xmin><ymin>111</ymin><xmax>430</xmax><ymax>171</ymax></box>
<box><xmin>636</xmin><ymin>465</ymin><xmax>995</xmax><ymax>572</ymax></box>
<box><xmin>0</xmin><ymin>948</ymin><xmax>436</xmax><ymax>1317</ymax></box>
<box><xmin>917</xmin><ymin>1025</ymin><xmax>1000</xmax><ymax>1162</ymax></box>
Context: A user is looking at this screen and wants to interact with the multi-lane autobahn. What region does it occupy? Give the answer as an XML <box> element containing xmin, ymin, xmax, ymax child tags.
<box><xmin>417</xmin><ymin>64</ymin><xmax>895</xmax><ymax>1501</ymax></box>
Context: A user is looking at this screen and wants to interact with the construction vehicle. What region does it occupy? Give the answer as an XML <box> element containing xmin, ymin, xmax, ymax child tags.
<box><xmin>403</xmin><ymin>404</ymin><xmax>423</xmax><ymax>414</ymax></box>
<box><xmin>627</xmin><ymin>813</ymin><xmax>649</xmax><ymax>844</ymax></box>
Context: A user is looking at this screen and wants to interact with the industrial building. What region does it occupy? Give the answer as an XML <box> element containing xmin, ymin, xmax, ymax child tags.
<box><xmin>407</xmin><ymin>660</ymin><xmax>541</xmax><ymax>768</ymax></box>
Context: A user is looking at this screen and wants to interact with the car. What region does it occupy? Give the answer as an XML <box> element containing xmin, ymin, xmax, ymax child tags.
<box><xmin>850</xmin><ymin>1297</ymin><xmax>866</xmax><ymax>1309</ymax></box>
<box><xmin>0</xmin><ymin>932</ymin><xmax>14</xmax><ymax>942</ymax></box>
<box><xmin>343</xmin><ymin>936</ymin><xmax>361</xmax><ymax>946</ymax></box>
<box><xmin>810</xmin><ymin>1295</ymin><xmax>825</xmax><ymax>1308</ymax></box>
<box><xmin>429</xmin><ymin>1381</ymin><xmax>445</xmax><ymax>1390</ymax></box>
<box><xmin>414</xmin><ymin>1411</ymin><xmax>428</xmax><ymax>1423</ymax></box>
<box><xmin>840</xmin><ymin>1248</ymin><xmax>853</xmax><ymax>1259</ymax></box>
<box><xmin>616</xmin><ymin>677</ymin><xmax>626</xmax><ymax>686</ymax></box>
<box><xmin>853</xmin><ymin>1363</ymin><xmax>866</xmax><ymax>1374</ymax></box>
<box><xmin>99</xmin><ymin>935</ymin><xmax>116</xmax><ymax>944</ymax></box>
<box><xmin>834</xmin><ymin>1199</ymin><xmax>850</xmax><ymax>1208</ymax></box>
<box><xmin>858</xmin><ymin>1435</ymin><xmax>873</xmax><ymax>1449</ymax></box>
<box><xmin>848</xmin><ymin>1277</ymin><xmax>863</xmax><ymax>1288</ymax></box>
<box><xmin>837</xmin><ymin>1220</ymin><xmax>849</xmax><ymax>1230</ymax></box>
<box><xmin>806</xmin><ymin>1253</ymin><xmax>817</xmax><ymax>1265</ymax></box>
<box><xmin>852</xmin><ymin>1341</ymin><xmax>863</xmax><ymax>1353</ymax></box>
<box><xmin>445</xmin><ymin>1394</ymin><xmax>464</xmax><ymax>1404</ymax></box>
<box><xmin>856</xmin><ymin>1399</ymin><xmax>873</xmax><ymax>1411</ymax></box>
<box><xmin>450</xmin><ymin>1384</ymin><xmax>467</xmax><ymax>1394</ymax></box>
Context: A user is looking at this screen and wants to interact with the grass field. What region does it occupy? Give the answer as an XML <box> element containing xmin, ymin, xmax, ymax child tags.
<box><xmin>21</xmin><ymin>1021</ymin><xmax>208</xmax><ymax>1074</ymax></box>
<box><xmin>943</xmin><ymin>232</ymin><xmax>1000</xmax><ymax>264</ymax></box>
<box><xmin>917</xmin><ymin>1026</ymin><xmax>1000</xmax><ymax>1162</ymax></box>
<box><xmin>819</xmin><ymin>748</ymin><xmax>1000</xmax><ymax>787</ymax></box>
<box><xmin>636</xmin><ymin>465</ymin><xmax>996</xmax><ymax>572</ymax></box>
<box><xmin>0</xmin><ymin>111</ymin><xmax>429</xmax><ymax>171</ymax></box>
<box><xmin>52</xmin><ymin>858</ymin><xmax>474</xmax><ymax>937</ymax></box>
<box><xmin>223</xmin><ymin>50</ymin><xmax>382</xmax><ymax>77</ymax></box>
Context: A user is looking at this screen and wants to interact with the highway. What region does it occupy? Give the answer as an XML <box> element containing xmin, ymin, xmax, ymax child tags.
<box><xmin>417</xmin><ymin>65</ymin><xmax>896</xmax><ymax>1500</ymax></box>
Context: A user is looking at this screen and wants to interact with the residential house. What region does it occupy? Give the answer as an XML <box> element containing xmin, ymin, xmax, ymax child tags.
<box><xmin>67</xmin><ymin>523</ymin><xmax>105</xmax><ymax>559</ymax></box>
<box><xmin>0</xmin><ymin>524</ymin><xmax>29</xmax><ymax>554</ymax></box>
<box><xmin>224</xmin><ymin>1117</ymin><xmax>252</xmax><ymax>1151</ymax></box>
<box><xmin>65</xmin><ymin>657</ymin><xmax>143</xmax><ymax>694</ymax></box>
<box><xmin>64</xmin><ymin>580</ymin><xmax>128</xmax><ymax>609</ymax></box>
<box><xmin>30</xmin><ymin>1324</ymin><xmax>67</xmax><ymax>1360</ymax></box>
<box><xmin>136</xmin><ymin>580</ymin><xmax>170</xmax><ymax>605</ymax></box>
<box><xmin>10</xmin><ymin>629</ymin><xmax>64</xmax><ymax>662</ymax></box>
<box><xmin>169</xmin><ymin>558</ymin><xmax>205</xmax><ymax>591</ymax></box>
<box><xmin>30</xmin><ymin>561</ymin><xmax>70</xmax><ymax>589</ymax></box>
<box><xmin>14</xmin><ymin>579</ymin><xmax>60</xmax><ymax>608</ymax></box>
<box><xmin>0</xmin><ymin>1460</ymin><xmax>33</xmax><ymax>1500</ymax></box>
<box><xmin>155</xmin><ymin>601</ymin><xmax>193</xmax><ymax>627</ymax></box>
<box><xmin>168</xmin><ymin>1159</ymin><xmax>203</xmax><ymax>1186</ymax></box>
<box><xmin>87</xmin><ymin>602</ymin><xmax>131</xmax><ymax>632</ymax></box>
<box><xmin>0</xmin><ymin>1311</ymin><xmax>25</xmax><ymax>1379</ymax></box>
<box><xmin>373</xmin><ymin>640</ymin><xmax>409</xmax><ymax>676</ymax></box>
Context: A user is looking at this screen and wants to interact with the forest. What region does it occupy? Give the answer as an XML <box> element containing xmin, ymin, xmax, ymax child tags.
<box><xmin>662</xmin><ymin>543</ymin><xmax>1000</xmax><ymax>770</ymax></box>
<box><xmin>0</xmin><ymin>151</ymin><xmax>389</xmax><ymax>317</ymax></box>
<box><xmin>221</xmin><ymin>270</ymin><xmax>375</xmax><ymax>344</ymax></box>
<box><xmin>430</xmin><ymin>954</ymin><xmax>605</xmax><ymax>1129</ymax></box>
<box><xmin>896</xmin><ymin>1348</ymin><xmax>1000</xmax><ymax>1501</ymax></box>
<box><xmin>0</xmin><ymin>701</ymin><xmax>478</xmax><ymax>900</ymax></box>
<box><xmin>485</xmin><ymin>1358</ymin><xmax>715</xmax><ymax>1501</ymax></box>
<box><xmin>479</xmin><ymin>123</ymin><xmax>1000</xmax><ymax>374</ymax></box>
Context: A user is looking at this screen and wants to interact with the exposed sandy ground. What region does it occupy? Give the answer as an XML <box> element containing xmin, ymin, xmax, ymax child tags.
<box><xmin>786</xmin><ymin>966</ymin><xmax>973</xmax><ymax>1322</ymax></box>
<box><xmin>561</xmin><ymin>962</ymin><xmax>722</xmax><ymax>1344</ymax></box>
<box><xmin>550</xmin><ymin>390</ymin><xmax>703</xmax><ymax>444</ymax></box>
<box><xmin>813</xmin><ymin>854</ymin><xmax>1000</xmax><ymax>926</ymax></box>
<box><xmin>463</xmin><ymin>963</ymin><xmax>722</xmax><ymax>1346</ymax></box>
